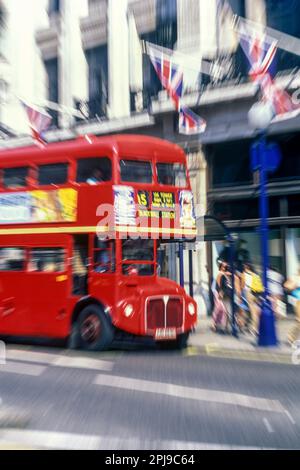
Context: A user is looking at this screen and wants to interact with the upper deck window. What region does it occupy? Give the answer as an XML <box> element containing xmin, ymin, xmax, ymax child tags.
<box><xmin>120</xmin><ymin>160</ymin><xmax>152</xmax><ymax>183</ymax></box>
<box><xmin>38</xmin><ymin>163</ymin><xmax>68</xmax><ymax>186</ymax></box>
<box><xmin>76</xmin><ymin>157</ymin><xmax>112</xmax><ymax>184</ymax></box>
<box><xmin>156</xmin><ymin>163</ymin><xmax>187</xmax><ymax>187</ymax></box>
<box><xmin>3</xmin><ymin>167</ymin><xmax>28</xmax><ymax>189</ymax></box>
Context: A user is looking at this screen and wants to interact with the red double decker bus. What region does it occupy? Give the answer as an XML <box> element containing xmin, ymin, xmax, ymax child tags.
<box><xmin>0</xmin><ymin>135</ymin><xmax>197</xmax><ymax>350</ymax></box>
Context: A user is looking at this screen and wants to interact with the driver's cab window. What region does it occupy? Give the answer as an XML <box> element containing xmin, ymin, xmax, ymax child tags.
<box><xmin>122</xmin><ymin>239</ymin><xmax>154</xmax><ymax>276</ymax></box>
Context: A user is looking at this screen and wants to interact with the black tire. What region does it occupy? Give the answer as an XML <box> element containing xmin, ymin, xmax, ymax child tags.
<box><xmin>75</xmin><ymin>305</ymin><xmax>114</xmax><ymax>351</ymax></box>
<box><xmin>156</xmin><ymin>332</ymin><xmax>190</xmax><ymax>351</ymax></box>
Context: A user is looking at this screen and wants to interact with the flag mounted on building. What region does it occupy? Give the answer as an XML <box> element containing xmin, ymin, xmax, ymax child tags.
<box><xmin>259</xmin><ymin>73</ymin><xmax>300</xmax><ymax>123</ymax></box>
<box><xmin>179</xmin><ymin>106</ymin><xmax>207</xmax><ymax>135</ymax></box>
<box><xmin>235</xmin><ymin>19</ymin><xmax>300</xmax><ymax>123</ymax></box>
<box><xmin>144</xmin><ymin>41</ymin><xmax>206</xmax><ymax>134</ymax></box>
<box><xmin>237</xmin><ymin>22</ymin><xmax>278</xmax><ymax>81</ymax></box>
<box><xmin>20</xmin><ymin>100</ymin><xmax>52</xmax><ymax>145</ymax></box>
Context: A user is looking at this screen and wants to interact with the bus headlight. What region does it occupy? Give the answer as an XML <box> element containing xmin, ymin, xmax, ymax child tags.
<box><xmin>188</xmin><ymin>302</ymin><xmax>196</xmax><ymax>316</ymax></box>
<box><xmin>124</xmin><ymin>304</ymin><xmax>134</xmax><ymax>318</ymax></box>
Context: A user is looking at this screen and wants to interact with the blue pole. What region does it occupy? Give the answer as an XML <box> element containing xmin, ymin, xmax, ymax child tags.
<box><xmin>179</xmin><ymin>242</ymin><xmax>184</xmax><ymax>288</ymax></box>
<box><xmin>188</xmin><ymin>249</ymin><xmax>194</xmax><ymax>297</ymax></box>
<box><xmin>257</xmin><ymin>134</ymin><xmax>278</xmax><ymax>347</ymax></box>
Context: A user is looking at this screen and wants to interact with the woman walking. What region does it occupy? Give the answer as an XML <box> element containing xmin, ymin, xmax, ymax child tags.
<box><xmin>284</xmin><ymin>268</ymin><xmax>300</xmax><ymax>344</ymax></box>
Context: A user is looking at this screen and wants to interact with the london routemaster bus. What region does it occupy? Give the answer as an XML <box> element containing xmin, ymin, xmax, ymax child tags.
<box><xmin>0</xmin><ymin>135</ymin><xmax>197</xmax><ymax>351</ymax></box>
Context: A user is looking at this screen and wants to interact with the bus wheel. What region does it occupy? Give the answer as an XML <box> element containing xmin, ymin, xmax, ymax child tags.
<box><xmin>77</xmin><ymin>305</ymin><xmax>114</xmax><ymax>351</ymax></box>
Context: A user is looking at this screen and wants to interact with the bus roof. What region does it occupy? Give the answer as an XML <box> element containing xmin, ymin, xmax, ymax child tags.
<box><xmin>0</xmin><ymin>135</ymin><xmax>186</xmax><ymax>165</ymax></box>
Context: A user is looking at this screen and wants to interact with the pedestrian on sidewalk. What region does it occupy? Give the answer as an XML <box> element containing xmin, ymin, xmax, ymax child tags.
<box><xmin>240</xmin><ymin>263</ymin><xmax>262</xmax><ymax>335</ymax></box>
<box><xmin>267</xmin><ymin>266</ymin><xmax>286</xmax><ymax>320</ymax></box>
<box><xmin>284</xmin><ymin>269</ymin><xmax>300</xmax><ymax>344</ymax></box>
<box><xmin>211</xmin><ymin>262</ymin><xmax>230</xmax><ymax>333</ymax></box>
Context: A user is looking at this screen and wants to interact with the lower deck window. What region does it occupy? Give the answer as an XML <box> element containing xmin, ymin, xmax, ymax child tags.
<box><xmin>0</xmin><ymin>248</ymin><xmax>25</xmax><ymax>271</ymax></box>
<box><xmin>29</xmin><ymin>248</ymin><xmax>65</xmax><ymax>272</ymax></box>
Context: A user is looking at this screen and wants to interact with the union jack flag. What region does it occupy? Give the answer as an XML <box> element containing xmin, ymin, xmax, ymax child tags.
<box><xmin>21</xmin><ymin>100</ymin><xmax>52</xmax><ymax>145</ymax></box>
<box><xmin>179</xmin><ymin>106</ymin><xmax>207</xmax><ymax>135</ymax></box>
<box><xmin>238</xmin><ymin>25</ymin><xmax>278</xmax><ymax>81</ymax></box>
<box><xmin>147</xmin><ymin>42</ymin><xmax>183</xmax><ymax>111</ymax></box>
<box><xmin>260</xmin><ymin>74</ymin><xmax>300</xmax><ymax>122</ymax></box>
<box><xmin>237</xmin><ymin>23</ymin><xmax>300</xmax><ymax>122</ymax></box>
<box><xmin>146</xmin><ymin>42</ymin><xmax>206</xmax><ymax>134</ymax></box>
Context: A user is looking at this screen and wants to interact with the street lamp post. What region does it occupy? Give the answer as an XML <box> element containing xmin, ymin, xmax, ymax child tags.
<box><xmin>248</xmin><ymin>102</ymin><xmax>279</xmax><ymax>347</ymax></box>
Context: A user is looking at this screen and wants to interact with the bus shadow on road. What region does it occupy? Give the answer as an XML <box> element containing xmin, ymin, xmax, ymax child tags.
<box><xmin>0</xmin><ymin>335</ymin><xmax>183</xmax><ymax>355</ymax></box>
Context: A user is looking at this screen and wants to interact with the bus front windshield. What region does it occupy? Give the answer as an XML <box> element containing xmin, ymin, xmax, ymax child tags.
<box><xmin>122</xmin><ymin>239</ymin><xmax>155</xmax><ymax>276</ymax></box>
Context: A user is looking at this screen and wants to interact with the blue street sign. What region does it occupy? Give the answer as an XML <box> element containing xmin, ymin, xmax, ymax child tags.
<box><xmin>250</xmin><ymin>141</ymin><xmax>282</xmax><ymax>173</ymax></box>
<box><xmin>265</xmin><ymin>142</ymin><xmax>282</xmax><ymax>173</ymax></box>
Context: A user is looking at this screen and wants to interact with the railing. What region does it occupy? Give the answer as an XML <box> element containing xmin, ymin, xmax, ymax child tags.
<box><xmin>74</xmin><ymin>97</ymin><xmax>107</xmax><ymax>122</ymax></box>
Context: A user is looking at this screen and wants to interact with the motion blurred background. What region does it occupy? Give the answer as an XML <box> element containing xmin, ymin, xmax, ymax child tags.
<box><xmin>0</xmin><ymin>0</ymin><xmax>300</xmax><ymax>317</ymax></box>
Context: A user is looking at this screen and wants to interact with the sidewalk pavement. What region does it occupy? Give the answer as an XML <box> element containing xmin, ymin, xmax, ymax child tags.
<box><xmin>188</xmin><ymin>317</ymin><xmax>297</xmax><ymax>364</ymax></box>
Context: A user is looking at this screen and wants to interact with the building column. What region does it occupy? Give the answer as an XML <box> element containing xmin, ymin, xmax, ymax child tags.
<box><xmin>107</xmin><ymin>0</ymin><xmax>130</xmax><ymax>119</ymax></box>
<box><xmin>187</xmin><ymin>149</ymin><xmax>210</xmax><ymax>317</ymax></box>
<box><xmin>58</xmin><ymin>0</ymin><xmax>88</xmax><ymax>129</ymax></box>
<box><xmin>176</xmin><ymin>0</ymin><xmax>201</xmax><ymax>54</ymax></box>
<box><xmin>245</xmin><ymin>0</ymin><xmax>266</xmax><ymax>25</ymax></box>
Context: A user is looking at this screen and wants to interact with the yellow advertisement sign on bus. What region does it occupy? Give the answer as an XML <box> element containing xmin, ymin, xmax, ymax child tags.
<box><xmin>0</xmin><ymin>189</ymin><xmax>78</xmax><ymax>224</ymax></box>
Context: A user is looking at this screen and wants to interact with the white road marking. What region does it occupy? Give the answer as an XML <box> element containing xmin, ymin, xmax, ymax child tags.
<box><xmin>0</xmin><ymin>361</ymin><xmax>46</xmax><ymax>376</ymax></box>
<box><xmin>285</xmin><ymin>409</ymin><xmax>296</xmax><ymax>425</ymax></box>
<box><xmin>263</xmin><ymin>418</ymin><xmax>275</xmax><ymax>433</ymax></box>
<box><xmin>7</xmin><ymin>349</ymin><xmax>60</xmax><ymax>365</ymax></box>
<box><xmin>6</xmin><ymin>348</ymin><xmax>113</xmax><ymax>372</ymax></box>
<box><xmin>51</xmin><ymin>356</ymin><xmax>113</xmax><ymax>371</ymax></box>
<box><xmin>0</xmin><ymin>430</ymin><xmax>100</xmax><ymax>450</ymax></box>
<box><xmin>94</xmin><ymin>374</ymin><xmax>285</xmax><ymax>414</ymax></box>
<box><xmin>0</xmin><ymin>430</ymin><xmax>275</xmax><ymax>450</ymax></box>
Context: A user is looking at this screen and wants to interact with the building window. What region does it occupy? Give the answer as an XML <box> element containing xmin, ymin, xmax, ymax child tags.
<box><xmin>29</xmin><ymin>248</ymin><xmax>65</xmax><ymax>273</ymax></box>
<box><xmin>288</xmin><ymin>195</ymin><xmax>300</xmax><ymax>217</ymax></box>
<box><xmin>156</xmin><ymin>0</ymin><xmax>177</xmax><ymax>49</ymax></box>
<box><xmin>85</xmin><ymin>46</ymin><xmax>108</xmax><ymax>119</ymax></box>
<box><xmin>3</xmin><ymin>167</ymin><xmax>29</xmax><ymax>189</ymax></box>
<box><xmin>266</xmin><ymin>0</ymin><xmax>300</xmax><ymax>72</ymax></box>
<box><xmin>141</xmin><ymin>0</ymin><xmax>178</xmax><ymax>102</ymax></box>
<box><xmin>38</xmin><ymin>163</ymin><xmax>68</xmax><ymax>186</ymax></box>
<box><xmin>226</xmin><ymin>0</ymin><xmax>245</xmax><ymax>16</ymax></box>
<box><xmin>269</xmin><ymin>135</ymin><xmax>300</xmax><ymax>182</ymax></box>
<box><xmin>44</xmin><ymin>58</ymin><xmax>59</xmax><ymax>126</ymax></box>
<box><xmin>213</xmin><ymin>200</ymin><xmax>259</xmax><ymax>221</ymax></box>
<box><xmin>76</xmin><ymin>157</ymin><xmax>112</xmax><ymax>183</ymax></box>
<box><xmin>0</xmin><ymin>248</ymin><xmax>25</xmax><ymax>272</ymax></box>
<box><xmin>48</xmin><ymin>0</ymin><xmax>60</xmax><ymax>15</ymax></box>
<box><xmin>210</xmin><ymin>140</ymin><xmax>253</xmax><ymax>188</ymax></box>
